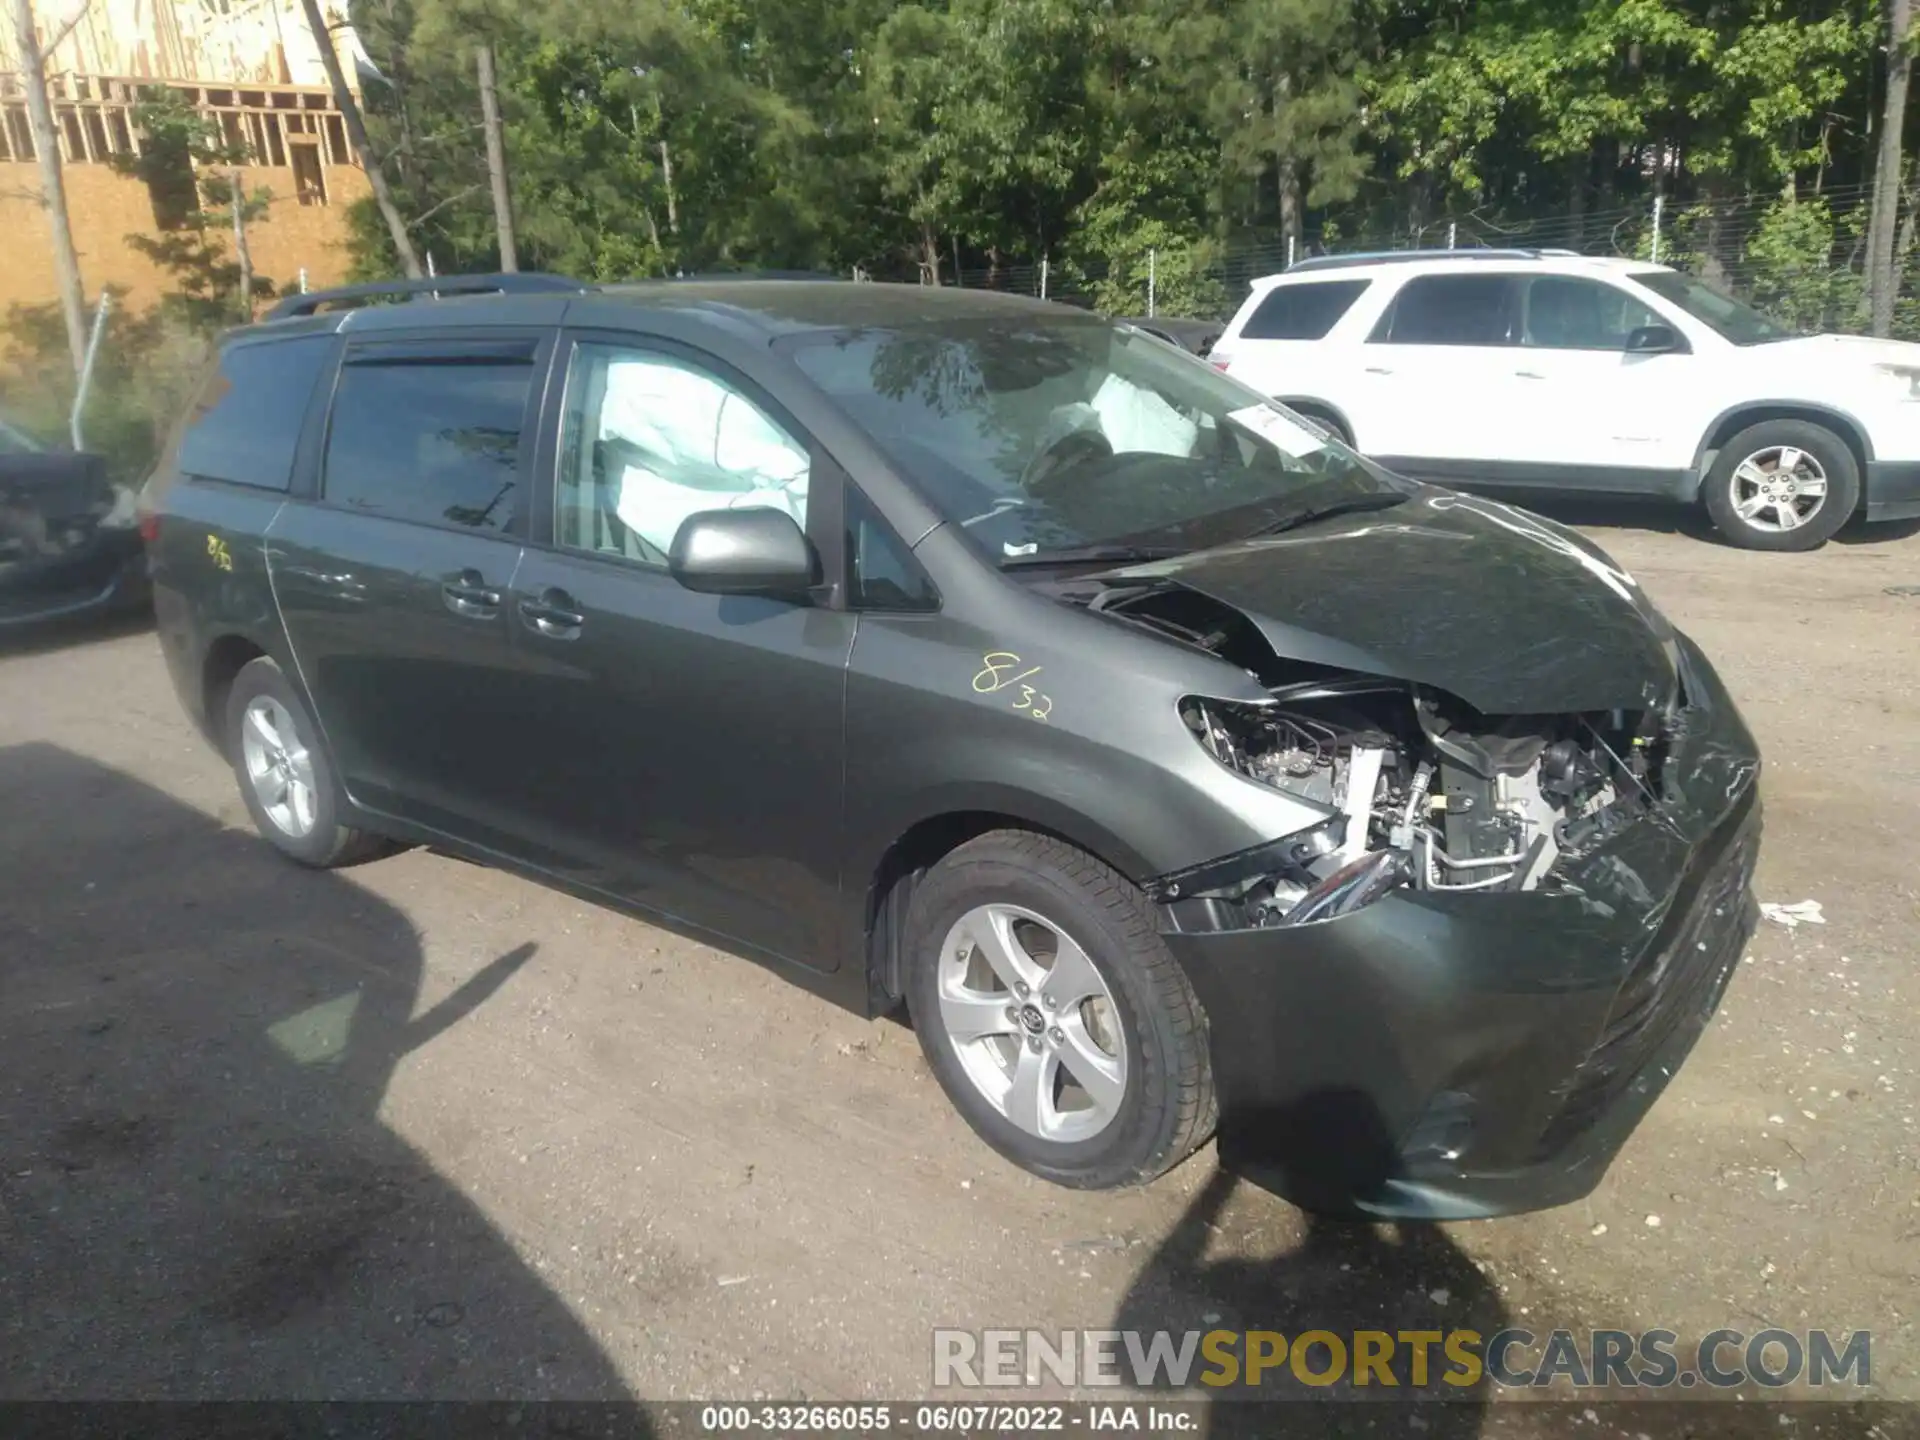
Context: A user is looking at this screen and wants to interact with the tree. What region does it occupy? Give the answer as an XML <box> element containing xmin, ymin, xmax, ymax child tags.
<box><xmin>10</xmin><ymin>0</ymin><xmax>88</xmax><ymax>374</ymax></box>
<box><xmin>865</xmin><ymin>0</ymin><xmax>1101</xmax><ymax>283</ymax></box>
<box><xmin>1180</xmin><ymin>0</ymin><xmax>1369</xmax><ymax>258</ymax></box>
<box><xmin>312</xmin><ymin>0</ymin><xmax>1909</xmax><ymax>335</ymax></box>
<box><xmin>475</xmin><ymin>41</ymin><xmax>519</xmax><ymax>271</ymax></box>
<box><xmin>1868</xmin><ymin>0</ymin><xmax>1915</xmax><ymax>334</ymax></box>
<box><xmin>297</xmin><ymin>0</ymin><xmax>423</xmax><ymax>277</ymax></box>
<box><xmin>109</xmin><ymin>89</ymin><xmax>276</xmax><ymax>327</ymax></box>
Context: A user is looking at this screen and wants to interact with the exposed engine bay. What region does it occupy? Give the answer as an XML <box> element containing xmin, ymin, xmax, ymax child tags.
<box><xmin>1087</xmin><ymin>581</ymin><xmax>1680</xmax><ymax>927</ymax></box>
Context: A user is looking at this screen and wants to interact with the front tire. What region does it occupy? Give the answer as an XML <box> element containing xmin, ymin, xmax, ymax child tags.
<box><xmin>224</xmin><ymin>657</ymin><xmax>387</xmax><ymax>868</ymax></box>
<box><xmin>1703</xmin><ymin>420</ymin><xmax>1858</xmax><ymax>551</ymax></box>
<box><xmin>903</xmin><ymin>830</ymin><xmax>1214</xmax><ymax>1189</ymax></box>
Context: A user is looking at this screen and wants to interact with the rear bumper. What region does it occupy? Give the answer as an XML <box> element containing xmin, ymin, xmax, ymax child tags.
<box><xmin>1864</xmin><ymin>460</ymin><xmax>1920</xmax><ymax>522</ymax></box>
<box><xmin>0</xmin><ymin>531</ymin><xmax>148</xmax><ymax>629</ymax></box>
<box><xmin>1162</xmin><ymin>640</ymin><xmax>1762</xmax><ymax>1220</ymax></box>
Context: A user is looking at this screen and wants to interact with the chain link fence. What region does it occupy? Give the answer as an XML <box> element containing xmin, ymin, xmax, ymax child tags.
<box><xmin>938</xmin><ymin>181</ymin><xmax>1899</xmax><ymax>337</ymax></box>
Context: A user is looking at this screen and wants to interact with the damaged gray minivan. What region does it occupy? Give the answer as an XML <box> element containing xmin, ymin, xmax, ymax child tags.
<box><xmin>145</xmin><ymin>278</ymin><xmax>1761</xmax><ymax>1218</ymax></box>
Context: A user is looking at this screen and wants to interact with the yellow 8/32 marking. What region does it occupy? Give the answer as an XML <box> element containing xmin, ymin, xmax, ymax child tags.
<box><xmin>972</xmin><ymin>652</ymin><xmax>1053</xmax><ymax>721</ymax></box>
<box><xmin>205</xmin><ymin>535</ymin><xmax>233</xmax><ymax>571</ymax></box>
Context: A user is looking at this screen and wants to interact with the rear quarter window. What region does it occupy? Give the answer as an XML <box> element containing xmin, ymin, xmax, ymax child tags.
<box><xmin>1238</xmin><ymin>279</ymin><xmax>1371</xmax><ymax>340</ymax></box>
<box><xmin>176</xmin><ymin>336</ymin><xmax>333</xmax><ymax>490</ymax></box>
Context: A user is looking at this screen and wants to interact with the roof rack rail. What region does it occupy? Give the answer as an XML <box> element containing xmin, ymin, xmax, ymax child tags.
<box><xmin>1284</xmin><ymin>248</ymin><xmax>1548</xmax><ymax>274</ymax></box>
<box><xmin>665</xmin><ymin>269</ymin><xmax>847</xmax><ymax>282</ymax></box>
<box><xmin>265</xmin><ymin>272</ymin><xmax>586</xmax><ymax>321</ymax></box>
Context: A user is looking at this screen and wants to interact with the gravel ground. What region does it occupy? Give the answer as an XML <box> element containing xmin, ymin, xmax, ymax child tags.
<box><xmin>1</xmin><ymin>508</ymin><xmax>1916</xmax><ymax>1438</ymax></box>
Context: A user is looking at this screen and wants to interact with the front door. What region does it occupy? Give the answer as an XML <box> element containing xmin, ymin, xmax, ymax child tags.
<box><xmin>499</xmin><ymin>336</ymin><xmax>854</xmax><ymax>970</ymax></box>
<box><xmin>1341</xmin><ymin>270</ymin><xmax>1532</xmax><ymax>472</ymax></box>
<box><xmin>268</xmin><ymin>332</ymin><xmax>550</xmax><ymax>847</ymax></box>
<box><xmin>1501</xmin><ymin>273</ymin><xmax>1699</xmax><ymax>487</ymax></box>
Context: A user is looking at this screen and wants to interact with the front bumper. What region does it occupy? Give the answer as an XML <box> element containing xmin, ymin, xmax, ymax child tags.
<box><xmin>1864</xmin><ymin>459</ymin><xmax>1920</xmax><ymax>522</ymax></box>
<box><xmin>1162</xmin><ymin>641</ymin><xmax>1762</xmax><ymax>1220</ymax></box>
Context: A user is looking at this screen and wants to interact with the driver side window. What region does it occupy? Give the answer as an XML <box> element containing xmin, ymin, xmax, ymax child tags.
<box><xmin>557</xmin><ymin>343</ymin><xmax>810</xmax><ymax>566</ymax></box>
<box><xmin>1522</xmin><ymin>277</ymin><xmax>1663</xmax><ymax>351</ymax></box>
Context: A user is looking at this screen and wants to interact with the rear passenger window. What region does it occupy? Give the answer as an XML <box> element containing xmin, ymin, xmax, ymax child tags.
<box><xmin>1238</xmin><ymin>279</ymin><xmax>1370</xmax><ymax>340</ymax></box>
<box><xmin>1369</xmin><ymin>274</ymin><xmax>1520</xmax><ymax>346</ymax></box>
<box><xmin>322</xmin><ymin>350</ymin><xmax>533</xmax><ymax>532</ymax></box>
<box><xmin>176</xmin><ymin>336</ymin><xmax>331</xmax><ymax>489</ymax></box>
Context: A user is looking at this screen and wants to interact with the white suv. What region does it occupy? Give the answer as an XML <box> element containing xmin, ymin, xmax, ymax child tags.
<box><xmin>1210</xmin><ymin>249</ymin><xmax>1920</xmax><ymax>550</ymax></box>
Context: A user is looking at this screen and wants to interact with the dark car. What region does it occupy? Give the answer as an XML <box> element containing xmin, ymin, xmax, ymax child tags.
<box><xmin>1</xmin><ymin>414</ymin><xmax>148</xmax><ymax>629</ymax></box>
<box><xmin>1118</xmin><ymin>315</ymin><xmax>1224</xmax><ymax>357</ymax></box>
<box><xmin>142</xmin><ymin>275</ymin><xmax>1760</xmax><ymax>1218</ymax></box>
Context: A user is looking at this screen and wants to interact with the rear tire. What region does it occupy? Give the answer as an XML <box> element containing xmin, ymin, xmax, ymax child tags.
<box><xmin>1703</xmin><ymin>420</ymin><xmax>1858</xmax><ymax>551</ymax></box>
<box><xmin>903</xmin><ymin>830</ymin><xmax>1214</xmax><ymax>1189</ymax></box>
<box><xmin>224</xmin><ymin>656</ymin><xmax>388</xmax><ymax>868</ymax></box>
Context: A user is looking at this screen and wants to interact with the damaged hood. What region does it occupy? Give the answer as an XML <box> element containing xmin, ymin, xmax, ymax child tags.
<box><xmin>1119</xmin><ymin>490</ymin><xmax>1678</xmax><ymax>715</ymax></box>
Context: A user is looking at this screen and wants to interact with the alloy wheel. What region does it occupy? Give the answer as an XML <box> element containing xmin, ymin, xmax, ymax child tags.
<box><xmin>1730</xmin><ymin>445</ymin><xmax>1829</xmax><ymax>534</ymax></box>
<box><xmin>240</xmin><ymin>694</ymin><xmax>318</xmax><ymax>838</ymax></box>
<box><xmin>935</xmin><ymin>903</ymin><xmax>1129</xmax><ymax>1143</ymax></box>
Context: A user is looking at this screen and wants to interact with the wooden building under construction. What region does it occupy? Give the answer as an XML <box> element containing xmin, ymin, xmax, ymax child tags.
<box><xmin>0</xmin><ymin>0</ymin><xmax>371</xmax><ymax>314</ymax></box>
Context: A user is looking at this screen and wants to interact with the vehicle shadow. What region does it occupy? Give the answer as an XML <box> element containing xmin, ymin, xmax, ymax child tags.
<box><xmin>1510</xmin><ymin>493</ymin><xmax>1920</xmax><ymax>548</ymax></box>
<box><xmin>1492</xmin><ymin>493</ymin><xmax>1710</xmax><ymax>541</ymax></box>
<box><xmin>1114</xmin><ymin>1095</ymin><xmax>1504</xmax><ymax>1438</ymax></box>
<box><xmin>1117</xmin><ymin>1098</ymin><xmax>1906</xmax><ymax>1438</ymax></box>
<box><xmin>0</xmin><ymin>741</ymin><xmax>641</xmax><ymax>1412</ymax></box>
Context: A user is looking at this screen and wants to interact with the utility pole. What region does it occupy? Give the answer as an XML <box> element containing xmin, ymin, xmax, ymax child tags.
<box><xmin>1868</xmin><ymin>0</ymin><xmax>1915</xmax><ymax>335</ymax></box>
<box><xmin>230</xmin><ymin>169</ymin><xmax>255</xmax><ymax>315</ymax></box>
<box><xmin>475</xmin><ymin>42</ymin><xmax>517</xmax><ymax>272</ymax></box>
<box><xmin>11</xmin><ymin>0</ymin><xmax>88</xmax><ymax>376</ymax></box>
<box><xmin>297</xmin><ymin>0</ymin><xmax>422</xmax><ymax>277</ymax></box>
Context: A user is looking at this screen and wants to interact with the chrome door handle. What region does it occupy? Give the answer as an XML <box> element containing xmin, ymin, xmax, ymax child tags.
<box><xmin>1364</xmin><ymin>365</ymin><xmax>1394</xmax><ymax>375</ymax></box>
<box><xmin>519</xmin><ymin>587</ymin><xmax>584</xmax><ymax>639</ymax></box>
<box><xmin>442</xmin><ymin>568</ymin><xmax>502</xmax><ymax>618</ymax></box>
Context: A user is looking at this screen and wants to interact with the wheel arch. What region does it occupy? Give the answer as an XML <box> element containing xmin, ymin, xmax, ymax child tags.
<box><xmin>856</xmin><ymin>798</ymin><xmax>1154</xmax><ymax>1015</ymax></box>
<box><xmin>201</xmin><ymin>632</ymin><xmax>272</xmax><ymax>747</ymax></box>
<box><xmin>1691</xmin><ymin>402</ymin><xmax>1873</xmax><ymax>509</ymax></box>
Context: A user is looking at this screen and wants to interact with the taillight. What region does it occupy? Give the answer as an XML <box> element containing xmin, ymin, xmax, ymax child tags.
<box><xmin>138</xmin><ymin>511</ymin><xmax>161</xmax><ymax>545</ymax></box>
<box><xmin>1208</xmin><ymin>357</ymin><xmax>1232</xmax><ymax>372</ymax></box>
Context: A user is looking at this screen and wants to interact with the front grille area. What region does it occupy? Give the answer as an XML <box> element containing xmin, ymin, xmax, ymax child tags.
<box><xmin>1533</xmin><ymin>787</ymin><xmax>1761</xmax><ymax>1159</ymax></box>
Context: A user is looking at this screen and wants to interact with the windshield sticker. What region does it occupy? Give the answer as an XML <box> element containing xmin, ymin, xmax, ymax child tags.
<box><xmin>1226</xmin><ymin>404</ymin><xmax>1330</xmax><ymax>457</ymax></box>
<box><xmin>973</xmin><ymin>651</ymin><xmax>1053</xmax><ymax>722</ymax></box>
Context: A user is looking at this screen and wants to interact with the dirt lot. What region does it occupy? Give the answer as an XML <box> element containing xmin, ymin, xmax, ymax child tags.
<box><xmin>1</xmin><ymin>509</ymin><xmax>1917</xmax><ymax>1436</ymax></box>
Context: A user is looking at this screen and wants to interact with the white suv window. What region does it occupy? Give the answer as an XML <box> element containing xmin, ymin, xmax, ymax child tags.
<box><xmin>1369</xmin><ymin>273</ymin><xmax>1520</xmax><ymax>346</ymax></box>
<box><xmin>1238</xmin><ymin>279</ymin><xmax>1371</xmax><ymax>340</ymax></box>
<box><xmin>1522</xmin><ymin>276</ymin><xmax>1663</xmax><ymax>351</ymax></box>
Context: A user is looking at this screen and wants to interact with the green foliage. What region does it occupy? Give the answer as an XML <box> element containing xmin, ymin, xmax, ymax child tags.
<box><xmin>110</xmin><ymin>88</ymin><xmax>277</xmax><ymax>327</ymax></box>
<box><xmin>1</xmin><ymin>296</ymin><xmax>211</xmax><ymax>483</ymax></box>
<box><xmin>326</xmin><ymin>0</ymin><xmax>1907</xmax><ymax>323</ymax></box>
<box><xmin>1744</xmin><ymin>196</ymin><xmax>1866</xmax><ymax>332</ymax></box>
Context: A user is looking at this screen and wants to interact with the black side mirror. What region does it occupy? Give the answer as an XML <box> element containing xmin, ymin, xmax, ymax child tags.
<box><xmin>1625</xmin><ymin>324</ymin><xmax>1683</xmax><ymax>354</ymax></box>
<box><xmin>668</xmin><ymin>507</ymin><xmax>818</xmax><ymax>600</ymax></box>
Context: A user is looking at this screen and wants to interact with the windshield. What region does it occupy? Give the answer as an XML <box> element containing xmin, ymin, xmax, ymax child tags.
<box><xmin>784</xmin><ymin>317</ymin><xmax>1402</xmax><ymax>563</ymax></box>
<box><xmin>1630</xmin><ymin>270</ymin><xmax>1795</xmax><ymax>345</ymax></box>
